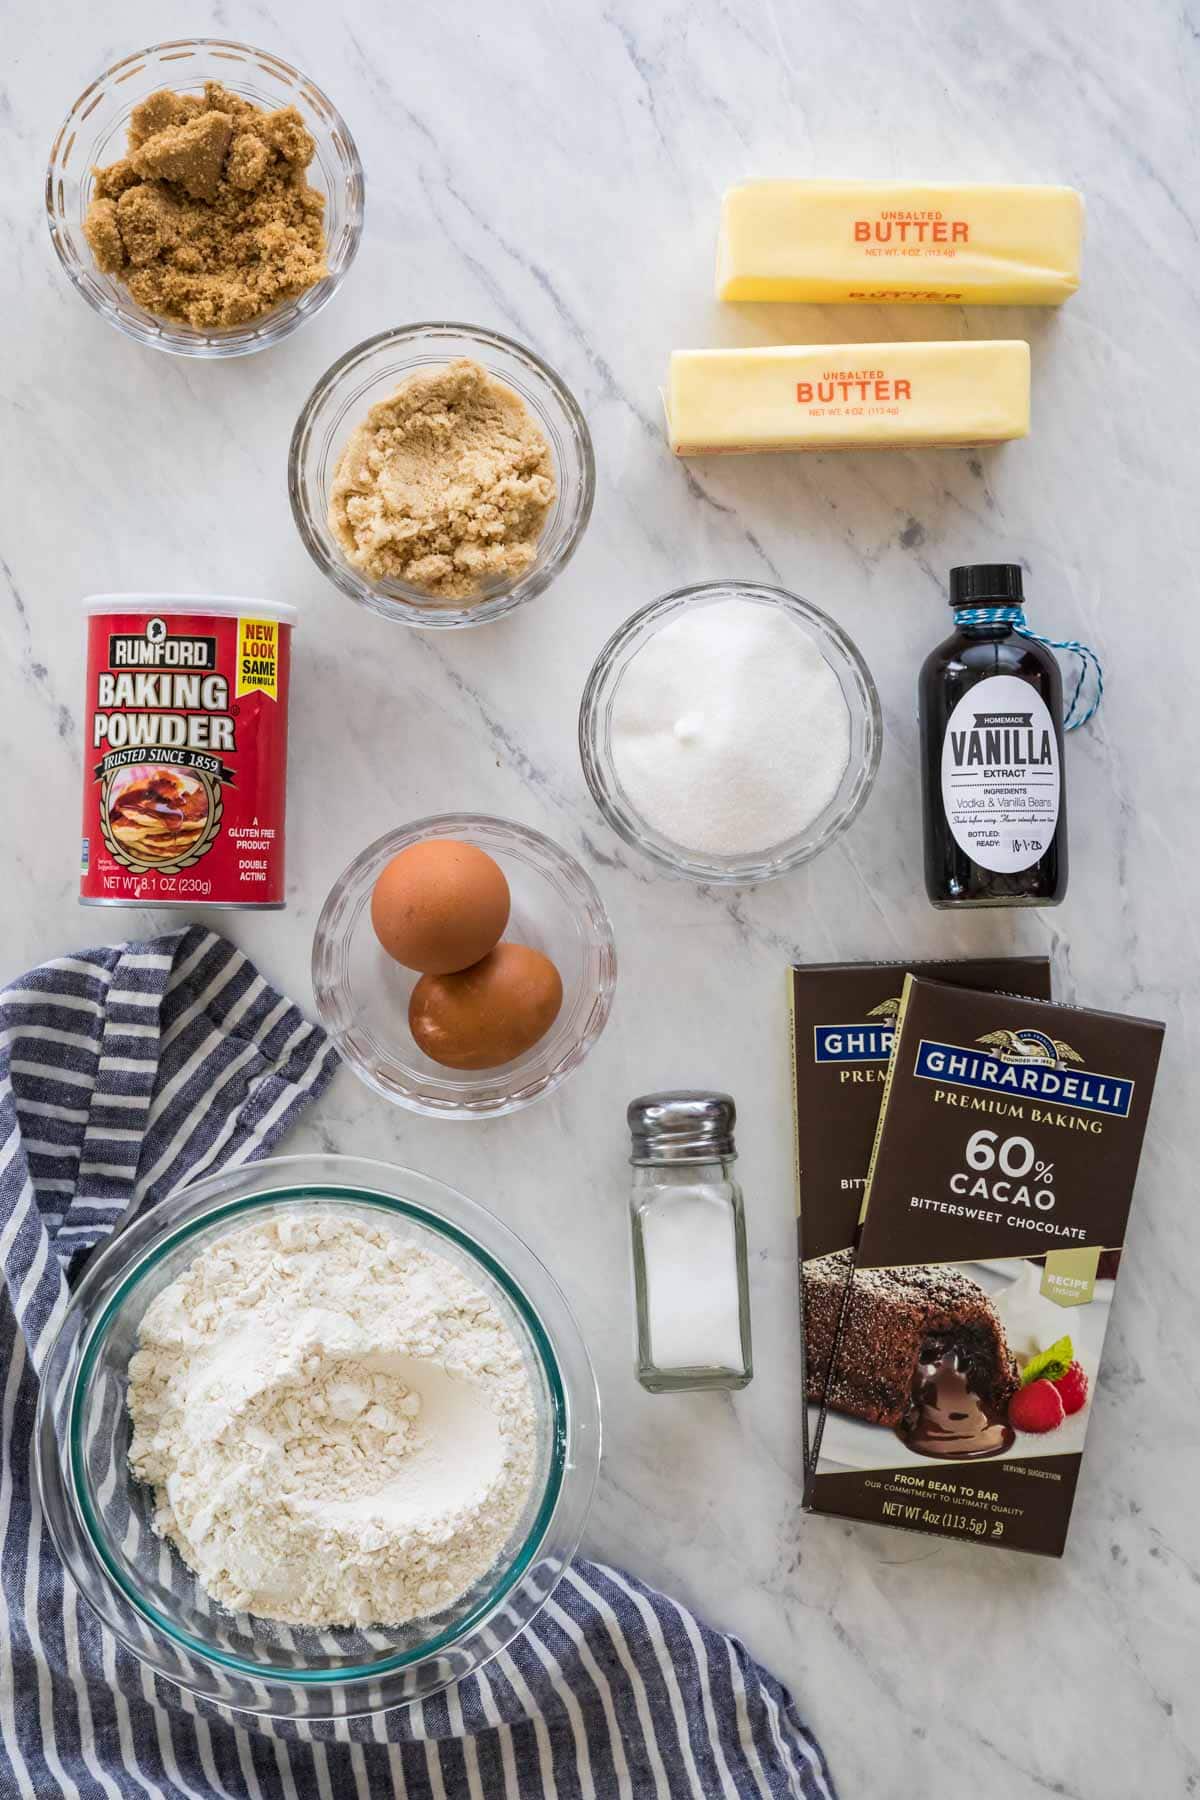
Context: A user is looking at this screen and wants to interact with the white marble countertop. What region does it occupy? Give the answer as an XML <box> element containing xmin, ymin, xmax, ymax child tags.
<box><xmin>6</xmin><ymin>2</ymin><xmax>1200</xmax><ymax>1794</ymax></box>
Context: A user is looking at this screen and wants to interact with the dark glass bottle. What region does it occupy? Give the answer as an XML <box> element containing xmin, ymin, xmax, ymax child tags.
<box><xmin>919</xmin><ymin>565</ymin><xmax>1067</xmax><ymax>909</ymax></box>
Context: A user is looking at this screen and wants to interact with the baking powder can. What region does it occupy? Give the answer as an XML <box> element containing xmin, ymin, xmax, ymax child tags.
<box><xmin>80</xmin><ymin>595</ymin><xmax>296</xmax><ymax>909</ymax></box>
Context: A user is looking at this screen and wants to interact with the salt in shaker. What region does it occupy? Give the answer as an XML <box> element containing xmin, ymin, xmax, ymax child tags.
<box><xmin>627</xmin><ymin>1092</ymin><xmax>753</xmax><ymax>1392</ymax></box>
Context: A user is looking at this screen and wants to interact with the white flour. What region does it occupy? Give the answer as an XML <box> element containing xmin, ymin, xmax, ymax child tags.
<box><xmin>610</xmin><ymin>597</ymin><xmax>851</xmax><ymax>856</ymax></box>
<box><xmin>126</xmin><ymin>1211</ymin><xmax>537</xmax><ymax>1628</ymax></box>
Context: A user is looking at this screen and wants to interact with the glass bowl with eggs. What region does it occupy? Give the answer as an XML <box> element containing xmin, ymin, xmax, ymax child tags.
<box><xmin>579</xmin><ymin>580</ymin><xmax>882</xmax><ymax>884</ymax></box>
<box><xmin>313</xmin><ymin>814</ymin><xmax>617</xmax><ymax>1116</ymax></box>
<box><xmin>35</xmin><ymin>1154</ymin><xmax>601</xmax><ymax>1718</ymax></box>
<box><xmin>289</xmin><ymin>324</ymin><xmax>595</xmax><ymax>627</ymax></box>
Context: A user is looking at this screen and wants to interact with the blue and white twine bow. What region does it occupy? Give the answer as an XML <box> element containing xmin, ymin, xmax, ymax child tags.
<box><xmin>954</xmin><ymin>605</ymin><xmax>1104</xmax><ymax>731</ymax></box>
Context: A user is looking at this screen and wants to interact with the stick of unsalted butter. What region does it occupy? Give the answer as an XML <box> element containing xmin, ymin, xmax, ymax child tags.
<box><xmin>717</xmin><ymin>181</ymin><xmax>1083</xmax><ymax>306</ymax></box>
<box><xmin>667</xmin><ymin>341</ymin><xmax>1030</xmax><ymax>455</ymax></box>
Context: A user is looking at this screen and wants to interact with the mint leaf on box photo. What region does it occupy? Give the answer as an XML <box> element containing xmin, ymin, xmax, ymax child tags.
<box><xmin>1021</xmin><ymin>1336</ymin><xmax>1074</xmax><ymax>1387</ymax></box>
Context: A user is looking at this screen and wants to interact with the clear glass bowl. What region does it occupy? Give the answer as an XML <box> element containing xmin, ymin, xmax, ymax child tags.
<box><xmin>579</xmin><ymin>580</ymin><xmax>882</xmax><ymax>884</ymax></box>
<box><xmin>288</xmin><ymin>324</ymin><xmax>595</xmax><ymax>627</ymax></box>
<box><xmin>45</xmin><ymin>39</ymin><xmax>364</xmax><ymax>357</ymax></box>
<box><xmin>35</xmin><ymin>1156</ymin><xmax>601</xmax><ymax>1719</ymax></box>
<box><xmin>313</xmin><ymin>815</ymin><xmax>617</xmax><ymax>1117</ymax></box>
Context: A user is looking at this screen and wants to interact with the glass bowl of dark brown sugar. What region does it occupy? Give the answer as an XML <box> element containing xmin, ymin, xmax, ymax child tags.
<box><xmin>46</xmin><ymin>39</ymin><xmax>364</xmax><ymax>357</ymax></box>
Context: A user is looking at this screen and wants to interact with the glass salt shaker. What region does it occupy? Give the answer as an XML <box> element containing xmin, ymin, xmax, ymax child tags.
<box><xmin>627</xmin><ymin>1092</ymin><xmax>753</xmax><ymax>1393</ymax></box>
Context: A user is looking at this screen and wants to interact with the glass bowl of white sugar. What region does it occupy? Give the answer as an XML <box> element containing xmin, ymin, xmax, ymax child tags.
<box><xmin>579</xmin><ymin>580</ymin><xmax>882</xmax><ymax>883</ymax></box>
<box><xmin>35</xmin><ymin>1154</ymin><xmax>600</xmax><ymax>1719</ymax></box>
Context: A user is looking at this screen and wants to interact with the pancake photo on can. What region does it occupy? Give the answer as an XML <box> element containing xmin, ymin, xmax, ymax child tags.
<box><xmin>104</xmin><ymin>764</ymin><xmax>211</xmax><ymax>865</ymax></box>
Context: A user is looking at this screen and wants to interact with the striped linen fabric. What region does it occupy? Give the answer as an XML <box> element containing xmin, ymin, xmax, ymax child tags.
<box><xmin>0</xmin><ymin>927</ymin><xmax>836</xmax><ymax>1799</ymax></box>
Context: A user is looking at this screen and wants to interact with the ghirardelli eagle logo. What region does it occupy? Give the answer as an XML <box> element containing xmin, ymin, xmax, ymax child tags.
<box><xmin>866</xmin><ymin>997</ymin><xmax>900</xmax><ymax>1019</ymax></box>
<box><xmin>975</xmin><ymin>1027</ymin><xmax>1084</xmax><ymax>1068</ymax></box>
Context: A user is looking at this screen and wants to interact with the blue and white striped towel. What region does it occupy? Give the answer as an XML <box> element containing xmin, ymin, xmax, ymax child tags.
<box><xmin>0</xmin><ymin>926</ymin><xmax>835</xmax><ymax>1799</ymax></box>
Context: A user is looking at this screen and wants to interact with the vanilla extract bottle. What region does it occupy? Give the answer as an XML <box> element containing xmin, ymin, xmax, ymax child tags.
<box><xmin>919</xmin><ymin>564</ymin><xmax>1067</xmax><ymax>908</ymax></box>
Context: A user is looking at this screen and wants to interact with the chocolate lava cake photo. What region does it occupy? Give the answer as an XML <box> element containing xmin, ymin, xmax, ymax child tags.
<box><xmin>803</xmin><ymin>1249</ymin><xmax>1020</xmax><ymax>1459</ymax></box>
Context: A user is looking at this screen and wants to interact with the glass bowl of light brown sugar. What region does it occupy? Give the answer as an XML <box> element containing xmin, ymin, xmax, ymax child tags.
<box><xmin>289</xmin><ymin>324</ymin><xmax>596</xmax><ymax>628</ymax></box>
<box><xmin>46</xmin><ymin>39</ymin><xmax>364</xmax><ymax>357</ymax></box>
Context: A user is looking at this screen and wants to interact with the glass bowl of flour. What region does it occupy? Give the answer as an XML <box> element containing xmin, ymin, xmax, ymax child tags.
<box><xmin>35</xmin><ymin>1155</ymin><xmax>599</xmax><ymax>1718</ymax></box>
<box><xmin>579</xmin><ymin>580</ymin><xmax>882</xmax><ymax>883</ymax></box>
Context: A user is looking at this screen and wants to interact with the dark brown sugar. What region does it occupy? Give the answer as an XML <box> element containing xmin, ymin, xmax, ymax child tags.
<box><xmin>83</xmin><ymin>82</ymin><xmax>328</xmax><ymax>330</ymax></box>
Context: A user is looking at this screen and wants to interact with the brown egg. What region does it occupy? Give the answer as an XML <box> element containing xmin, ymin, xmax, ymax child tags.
<box><xmin>371</xmin><ymin>839</ymin><xmax>510</xmax><ymax>974</ymax></box>
<box><xmin>409</xmin><ymin>943</ymin><xmax>564</xmax><ymax>1070</ymax></box>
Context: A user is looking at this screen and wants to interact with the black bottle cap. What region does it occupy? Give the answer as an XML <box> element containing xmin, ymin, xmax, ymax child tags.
<box><xmin>949</xmin><ymin>564</ymin><xmax>1024</xmax><ymax>609</ymax></box>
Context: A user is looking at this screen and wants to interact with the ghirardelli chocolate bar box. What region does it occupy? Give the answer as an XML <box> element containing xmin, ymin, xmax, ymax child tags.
<box><xmin>790</xmin><ymin>956</ymin><xmax>1052</xmax><ymax>1461</ymax></box>
<box><xmin>790</xmin><ymin>958</ymin><xmax>1053</xmax><ymax>1261</ymax></box>
<box><xmin>806</xmin><ymin>976</ymin><xmax>1164</xmax><ymax>1557</ymax></box>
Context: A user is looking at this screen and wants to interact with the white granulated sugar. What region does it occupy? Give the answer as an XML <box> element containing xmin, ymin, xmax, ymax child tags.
<box><xmin>126</xmin><ymin>1212</ymin><xmax>537</xmax><ymax>1628</ymax></box>
<box><xmin>610</xmin><ymin>598</ymin><xmax>852</xmax><ymax>856</ymax></box>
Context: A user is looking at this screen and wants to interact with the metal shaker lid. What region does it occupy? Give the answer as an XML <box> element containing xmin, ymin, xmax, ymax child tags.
<box><xmin>627</xmin><ymin>1091</ymin><xmax>736</xmax><ymax>1164</ymax></box>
